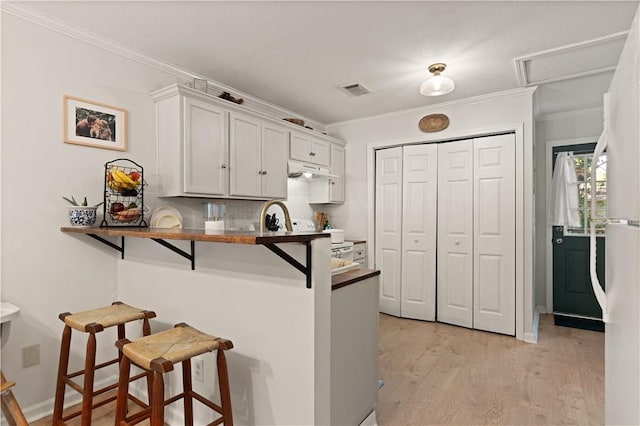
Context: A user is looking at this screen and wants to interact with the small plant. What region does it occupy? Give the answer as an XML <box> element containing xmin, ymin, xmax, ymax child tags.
<box><xmin>63</xmin><ymin>196</ymin><xmax>104</xmax><ymax>208</ymax></box>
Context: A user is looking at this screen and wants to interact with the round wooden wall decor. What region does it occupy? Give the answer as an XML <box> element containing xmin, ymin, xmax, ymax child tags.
<box><xmin>419</xmin><ymin>113</ymin><xmax>449</xmax><ymax>133</ymax></box>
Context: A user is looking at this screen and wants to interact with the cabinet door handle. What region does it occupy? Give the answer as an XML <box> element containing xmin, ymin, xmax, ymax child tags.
<box><xmin>331</xmin><ymin>180</ymin><xmax>335</xmax><ymax>185</ymax></box>
<box><xmin>263</xmin><ymin>170</ymin><xmax>267</xmax><ymax>175</ymax></box>
<box><xmin>309</xmin><ymin>152</ymin><xmax>316</xmax><ymax>156</ymax></box>
<box><xmin>221</xmin><ymin>164</ymin><xmax>227</xmax><ymax>169</ymax></box>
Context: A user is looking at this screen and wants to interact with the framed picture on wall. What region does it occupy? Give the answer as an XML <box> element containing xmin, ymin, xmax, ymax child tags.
<box><xmin>63</xmin><ymin>95</ymin><xmax>127</xmax><ymax>151</ymax></box>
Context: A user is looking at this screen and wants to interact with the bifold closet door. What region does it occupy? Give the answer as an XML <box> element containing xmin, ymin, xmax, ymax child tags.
<box><xmin>437</xmin><ymin>140</ymin><xmax>474</xmax><ymax>328</ymax></box>
<box><xmin>375</xmin><ymin>147</ymin><xmax>403</xmax><ymax>317</ymax></box>
<box><xmin>473</xmin><ymin>134</ymin><xmax>516</xmax><ymax>335</ymax></box>
<box><xmin>401</xmin><ymin>144</ymin><xmax>437</xmax><ymax>321</ymax></box>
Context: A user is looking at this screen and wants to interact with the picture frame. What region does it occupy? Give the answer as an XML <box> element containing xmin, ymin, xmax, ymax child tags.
<box><xmin>63</xmin><ymin>95</ymin><xmax>127</xmax><ymax>151</ymax></box>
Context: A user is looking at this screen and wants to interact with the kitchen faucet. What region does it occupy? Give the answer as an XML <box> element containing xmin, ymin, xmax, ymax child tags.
<box><xmin>259</xmin><ymin>200</ymin><xmax>293</xmax><ymax>233</ymax></box>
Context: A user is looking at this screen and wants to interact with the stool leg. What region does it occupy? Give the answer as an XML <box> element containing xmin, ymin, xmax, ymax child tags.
<box><xmin>142</xmin><ymin>318</ymin><xmax>153</xmax><ymax>403</ymax></box>
<box><xmin>182</xmin><ymin>360</ymin><xmax>194</xmax><ymax>426</ymax></box>
<box><xmin>217</xmin><ymin>349</ymin><xmax>233</xmax><ymax>426</ymax></box>
<box><xmin>150</xmin><ymin>371</ymin><xmax>165</xmax><ymax>426</ymax></box>
<box><xmin>53</xmin><ymin>325</ymin><xmax>72</xmax><ymax>424</ymax></box>
<box><xmin>114</xmin><ymin>355</ymin><xmax>131</xmax><ymax>425</ymax></box>
<box><xmin>81</xmin><ymin>332</ymin><xmax>97</xmax><ymax>426</ymax></box>
<box><xmin>117</xmin><ymin>324</ymin><xmax>125</xmax><ymax>362</ymax></box>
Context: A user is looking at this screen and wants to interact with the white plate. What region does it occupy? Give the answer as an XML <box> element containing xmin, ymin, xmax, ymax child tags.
<box><xmin>150</xmin><ymin>206</ymin><xmax>183</xmax><ymax>228</ymax></box>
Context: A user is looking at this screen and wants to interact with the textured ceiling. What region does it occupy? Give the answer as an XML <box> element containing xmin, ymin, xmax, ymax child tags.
<box><xmin>20</xmin><ymin>1</ymin><xmax>640</xmax><ymax>124</ymax></box>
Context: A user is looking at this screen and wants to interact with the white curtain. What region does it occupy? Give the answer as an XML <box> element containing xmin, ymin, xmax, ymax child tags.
<box><xmin>548</xmin><ymin>152</ymin><xmax>581</xmax><ymax>227</ymax></box>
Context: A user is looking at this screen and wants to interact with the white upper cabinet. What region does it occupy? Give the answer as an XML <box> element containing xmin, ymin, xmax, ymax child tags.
<box><xmin>261</xmin><ymin>121</ymin><xmax>289</xmax><ymax>198</ymax></box>
<box><xmin>152</xmin><ymin>84</ymin><xmax>344</xmax><ymax>200</ymax></box>
<box><xmin>290</xmin><ymin>131</ymin><xmax>330</xmax><ymax>166</ymax></box>
<box><xmin>309</xmin><ymin>144</ymin><xmax>345</xmax><ymax>204</ymax></box>
<box><xmin>229</xmin><ymin>111</ymin><xmax>288</xmax><ymax>199</ymax></box>
<box><xmin>154</xmin><ymin>88</ymin><xmax>228</xmax><ymax>197</ymax></box>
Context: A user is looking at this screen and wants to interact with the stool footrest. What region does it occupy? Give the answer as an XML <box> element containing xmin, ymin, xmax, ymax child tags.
<box><xmin>66</xmin><ymin>357</ymin><xmax>119</xmax><ymax>379</ymax></box>
<box><xmin>192</xmin><ymin>391</ymin><xmax>224</xmax><ymax>414</ymax></box>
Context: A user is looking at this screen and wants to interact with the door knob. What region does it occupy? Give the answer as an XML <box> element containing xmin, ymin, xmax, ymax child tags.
<box><xmin>455</xmin><ymin>240</ymin><xmax>460</xmax><ymax>245</ymax></box>
<box><xmin>555</xmin><ymin>238</ymin><xmax>563</xmax><ymax>244</ymax></box>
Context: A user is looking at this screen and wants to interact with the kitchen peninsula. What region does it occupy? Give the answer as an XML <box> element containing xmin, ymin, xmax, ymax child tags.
<box><xmin>60</xmin><ymin>226</ymin><xmax>379</xmax><ymax>425</ymax></box>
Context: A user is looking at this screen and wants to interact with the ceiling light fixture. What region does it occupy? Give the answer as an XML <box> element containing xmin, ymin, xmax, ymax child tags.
<box><xmin>420</xmin><ymin>63</ymin><xmax>455</xmax><ymax>96</ymax></box>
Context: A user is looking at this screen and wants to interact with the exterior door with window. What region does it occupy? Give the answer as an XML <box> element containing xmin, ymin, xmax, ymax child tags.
<box><xmin>552</xmin><ymin>144</ymin><xmax>606</xmax><ymax>322</ymax></box>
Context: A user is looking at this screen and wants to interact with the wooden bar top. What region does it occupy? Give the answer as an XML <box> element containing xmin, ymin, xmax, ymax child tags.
<box><xmin>60</xmin><ymin>226</ymin><xmax>330</xmax><ymax>245</ymax></box>
<box><xmin>331</xmin><ymin>268</ymin><xmax>380</xmax><ymax>291</ymax></box>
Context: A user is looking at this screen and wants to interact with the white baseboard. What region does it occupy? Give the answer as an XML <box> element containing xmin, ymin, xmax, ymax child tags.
<box><xmin>360</xmin><ymin>409</ymin><xmax>378</xmax><ymax>426</ymax></box>
<box><xmin>21</xmin><ymin>375</ymin><xmax>118</xmax><ymax>423</ymax></box>
<box><xmin>536</xmin><ymin>305</ymin><xmax>548</xmax><ymax>314</ymax></box>
<box><xmin>523</xmin><ymin>309</ymin><xmax>540</xmax><ymax>344</ymax></box>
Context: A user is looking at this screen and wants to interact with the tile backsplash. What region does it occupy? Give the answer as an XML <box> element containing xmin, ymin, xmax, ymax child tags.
<box><xmin>140</xmin><ymin>177</ymin><xmax>316</xmax><ymax>230</ymax></box>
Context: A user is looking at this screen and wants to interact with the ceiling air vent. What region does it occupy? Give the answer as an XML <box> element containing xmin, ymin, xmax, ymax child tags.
<box><xmin>340</xmin><ymin>83</ymin><xmax>371</xmax><ymax>97</ymax></box>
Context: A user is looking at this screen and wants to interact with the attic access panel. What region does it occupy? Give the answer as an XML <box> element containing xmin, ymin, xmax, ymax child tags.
<box><xmin>515</xmin><ymin>32</ymin><xmax>627</xmax><ymax>86</ymax></box>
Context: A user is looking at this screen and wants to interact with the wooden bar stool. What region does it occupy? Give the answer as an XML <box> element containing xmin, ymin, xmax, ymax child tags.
<box><xmin>53</xmin><ymin>301</ymin><xmax>156</xmax><ymax>426</ymax></box>
<box><xmin>115</xmin><ymin>323</ymin><xmax>234</xmax><ymax>426</ymax></box>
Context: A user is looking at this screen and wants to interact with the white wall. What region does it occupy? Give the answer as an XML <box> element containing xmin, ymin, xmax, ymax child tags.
<box><xmin>534</xmin><ymin>110</ymin><xmax>603</xmax><ymax>312</ymax></box>
<box><xmin>1</xmin><ymin>10</ymin><xmax>331</xmax><ymax>423</ymax></box>
<box><xmin>0</xmin><ymin>11</ymin><xmax>179</xmax><ymax>418</ymax></box>
<box><xmin>326</xmin><ymin>89</ymin><xmax>537</xmax><ymax>341</ymax></box>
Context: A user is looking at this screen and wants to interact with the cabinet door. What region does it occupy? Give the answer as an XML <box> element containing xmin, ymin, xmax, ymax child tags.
<box><xmin>311</xmin><ymin>138</ymin><xmax>330</xmax><ymax>166</ymax></box>
<box><xmin>473</xmin><ymin>134</ymin><xmax>516</xmax><ymax>335</ymax></box>
<box><xmin>229</xmin><ymin>112</ymin><xmax>261</xmax><ymax>197</ymax></box>
<box><xmin>401</xmin><ymin>144</ymin><xmax>437</xmax><ymax>321</ymax></box>
<box><xmin>375</xmin><ymin>147</ymin><xmax>403</xmax><ymax>317</ymax></box>
<box><xmin>183</xmin><ymin>97</ymin><xmax>227</xmax><ymax>195</ymax></box>
<box><xmin>261</xmin><ymin>122</ymin><xmax>289</xmax><ymax>199</ymax></box>
<box><xmin>290</xmin><ymin>131</ymin><xmax>313</xmax><ymax>162</ymax></box>
<box><xmin>329</xmin><ymin>145</ymin><xmax>345</xmax><ymax>202</ymax></box>
<box><xmin>437</xmin><ymin>140</ymin><xmax>474</xmax><ymax>328</ymax></box>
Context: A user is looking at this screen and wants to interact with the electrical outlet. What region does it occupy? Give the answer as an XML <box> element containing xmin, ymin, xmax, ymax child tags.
<box><xmin>22</xmin><ymin>344</ymin><xmax>40</xmax><ymax>368</ymax></box>
<box><xmin>193</xmin><ymin>358</ymin><xmax>204</xmax><ymax>383</ymax></box>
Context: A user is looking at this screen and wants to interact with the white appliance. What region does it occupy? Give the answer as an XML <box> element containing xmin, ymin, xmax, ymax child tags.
<box><xmin>589</xmin><ymin>8</ymin><xmax>640</xmax><ymax>425</ymax></box>
<box><xmin>288</xmin><ymin>160</ymin><xmax>337</xmax><ymax>179</ymax></box>
<box><xmin>330</xmin><ymin>242</ymin><xmax>354</xmax><ymax>261</ymax></box>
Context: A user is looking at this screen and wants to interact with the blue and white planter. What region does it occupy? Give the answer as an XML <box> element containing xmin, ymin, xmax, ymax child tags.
<box><xmin>68</xmin><ymin>206</ymin><xmax>97</xmax><ymax>227</ymax></box>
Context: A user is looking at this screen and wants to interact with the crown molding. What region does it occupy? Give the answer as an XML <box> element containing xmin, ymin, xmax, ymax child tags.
<box><xmin>0</xmin><ymin>1</ymin><xmax>326</xmax><ymax>132</ymax></box>
<box><xmin>537</xmin><ymin>107</ymin><xmax>603</xmax><ymax>123</ymax></box>
<box><xmin>326</xmin><ymin>86</ymin><xmax>538</xmax><ymax>128</ymax></box>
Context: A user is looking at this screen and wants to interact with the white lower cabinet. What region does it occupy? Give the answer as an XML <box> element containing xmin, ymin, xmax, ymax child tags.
<box><xmin>353</xmin><ymin>242</ymin><xmax>367</xmax><ymax>268</ymax></box>
<box><xmin>375</xmin><ymin>134</ymin><xmax>516</xmax><ymax>335</ymax></box>
<box><xmin>229</xmin><ymin>111</ymin><xmax>289</xmax><ymax>199</ymax></box>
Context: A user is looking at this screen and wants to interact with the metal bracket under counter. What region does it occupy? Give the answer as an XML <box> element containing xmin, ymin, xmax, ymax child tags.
<box><xmin>264</xmin><ymin>242</ymin><xmax>312</xmax><ymax>288</ymax></box>
<box><xmin>61</xmin><ymin>227</ymin><xmax>323</xmax><ymax>288</ymax></box>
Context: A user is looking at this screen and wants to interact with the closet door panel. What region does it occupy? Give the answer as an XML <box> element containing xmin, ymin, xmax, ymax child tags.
<box><xmin>375</xmin><ymin>147</ymin><xmax>403</xmax><ymax>317</ymax></box>
<box><xmin>437</xmin><ymin>140</ymin><xmax>474</xmax><ymax>328</ymax></box>
<box><xmin>473</xmin><ymin>134</ymin><xmax>516</xmax><ymax>335</ymax></box>
<box><xmin>401</xmin><ymin>144</ymin><xmax>438</xmax><ymax>321</ymax></box>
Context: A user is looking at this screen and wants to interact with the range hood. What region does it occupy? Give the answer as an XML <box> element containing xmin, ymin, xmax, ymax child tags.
<box><xmin>288</xmin><ymin>160</ymin><xmax>337</xmax><ymax>180</ymax></box>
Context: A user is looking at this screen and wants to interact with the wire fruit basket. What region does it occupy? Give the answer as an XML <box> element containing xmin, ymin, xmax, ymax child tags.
<box><xmin>100</xmin><ymin>158</ymin><xmax>147</xmax><ymax>227</ymax></box>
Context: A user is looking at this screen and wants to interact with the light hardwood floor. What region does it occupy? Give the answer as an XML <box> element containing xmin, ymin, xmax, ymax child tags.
<box><xmin>32</xmin><ymin>313</ymin><xmax>603</xmax><ymax>425</ymax></box>
<box><xmin>377</xmin><ymin>313</ymin><xmax>604</xmax><ymax>425</ymax></box>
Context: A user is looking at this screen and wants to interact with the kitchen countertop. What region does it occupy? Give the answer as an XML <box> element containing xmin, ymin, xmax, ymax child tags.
<box><xmin>346</xmin><ymin>239</ymin><xmax>366</xmax><ymax>245</ymax></box>
<box><xmin>331</xmin><ymin>268</ymin><xmax>380</xmax><ymax>291</ymax></box>
<box><xmin>60</xmin><ymin>227</ymin><xmax>330</xmax><ymax>244</ymax></box>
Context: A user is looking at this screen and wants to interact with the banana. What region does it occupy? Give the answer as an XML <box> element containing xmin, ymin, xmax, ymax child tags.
<box><xmin>112</xmin><ymin>168</ymin><xmax>135</xmax><ymax>185</ymax></box>
<box><xmin>109</xmin><ymin>168</ymin><xmax>138</xmax><ymax>191</ymax></box>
